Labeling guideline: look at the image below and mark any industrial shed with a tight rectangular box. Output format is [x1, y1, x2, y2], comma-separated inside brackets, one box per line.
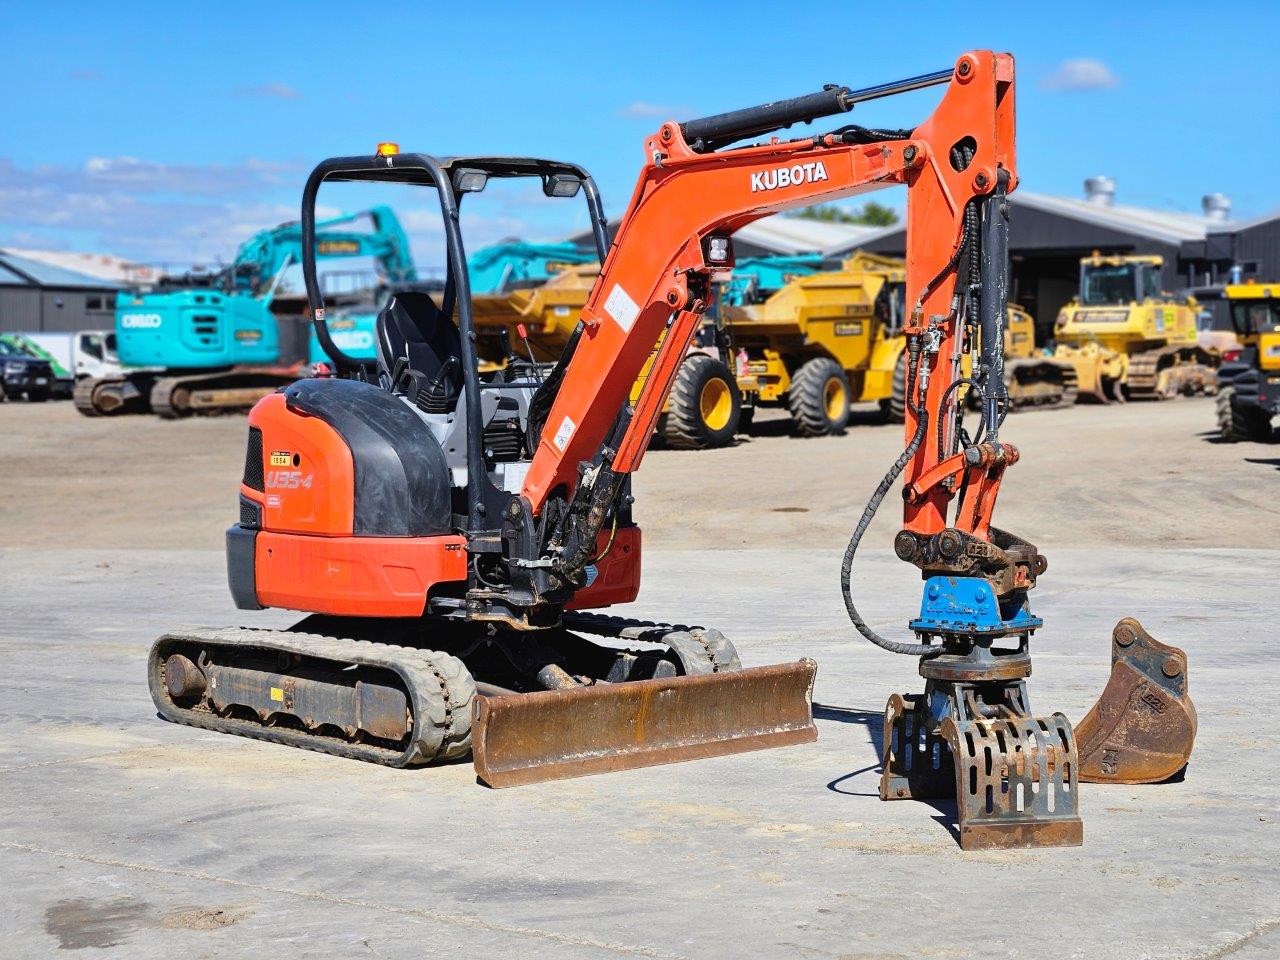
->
[0, 250, 126, 334]
[826, 177, 1238, 340]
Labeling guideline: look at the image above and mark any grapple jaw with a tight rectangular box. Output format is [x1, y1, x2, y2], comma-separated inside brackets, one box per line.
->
[1075, 618, 1196, 784]
[472, 659, 818, 787]
[880, 684, 1083, 850]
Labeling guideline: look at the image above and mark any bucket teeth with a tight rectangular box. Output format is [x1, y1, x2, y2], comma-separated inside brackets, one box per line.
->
[1076, 618, 1197, 784]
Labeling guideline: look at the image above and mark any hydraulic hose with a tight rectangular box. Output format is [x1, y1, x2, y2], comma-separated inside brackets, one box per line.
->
[840, 344, 937, 657]
[842, 199, 981, 658]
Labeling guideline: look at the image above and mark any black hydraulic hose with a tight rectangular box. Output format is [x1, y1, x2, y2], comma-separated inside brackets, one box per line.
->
[840, 344, 938, 658]
[843, 199, 981, 659]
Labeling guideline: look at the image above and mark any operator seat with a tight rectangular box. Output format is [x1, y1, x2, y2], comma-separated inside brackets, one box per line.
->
[375, 291, 464, 408]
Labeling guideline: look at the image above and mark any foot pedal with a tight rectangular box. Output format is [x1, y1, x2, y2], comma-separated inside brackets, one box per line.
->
[881, 686, 1083, 850]
[1076, 618, 1196, 784]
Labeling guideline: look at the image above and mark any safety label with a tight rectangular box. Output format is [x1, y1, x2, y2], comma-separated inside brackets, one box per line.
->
[603, 283, 640, 332]
[553, 415, 576, 451]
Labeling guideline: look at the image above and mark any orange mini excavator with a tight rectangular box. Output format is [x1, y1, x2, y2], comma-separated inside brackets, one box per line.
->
[150, 52, 1193, 830]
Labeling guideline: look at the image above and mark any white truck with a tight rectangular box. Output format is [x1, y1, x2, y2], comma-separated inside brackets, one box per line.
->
[16, 331, 124, 398]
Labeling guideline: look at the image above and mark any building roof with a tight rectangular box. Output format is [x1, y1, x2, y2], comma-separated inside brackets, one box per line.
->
[732, 217, 885, 256]
[821, 190, 1234, 258]
[1012, 192, 1223, 246]
[0, 250, 126, 289]
[565, 214, 885, 258]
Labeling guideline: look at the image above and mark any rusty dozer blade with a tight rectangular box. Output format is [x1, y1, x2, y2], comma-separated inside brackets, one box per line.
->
[472, 659, 818, 788]
[1076, 618, 1197, 784]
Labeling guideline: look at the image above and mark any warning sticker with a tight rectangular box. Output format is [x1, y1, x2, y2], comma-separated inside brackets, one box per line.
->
[270, 687, 284, 702]
[603, 283, 640, 332]
[553, 416, 576, 451]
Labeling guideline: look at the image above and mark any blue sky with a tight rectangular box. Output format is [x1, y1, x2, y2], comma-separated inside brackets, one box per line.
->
[2, 0, 1277, 269]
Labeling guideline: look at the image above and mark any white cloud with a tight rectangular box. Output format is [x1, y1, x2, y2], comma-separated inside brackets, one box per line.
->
[617, 101, 687, 119]
[0, 157, 300, 262]
[1041, 59, 1119, 92]
[234, 82, 302, 100]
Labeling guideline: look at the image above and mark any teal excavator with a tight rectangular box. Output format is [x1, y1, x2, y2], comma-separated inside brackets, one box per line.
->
[76, 207, 416, 417]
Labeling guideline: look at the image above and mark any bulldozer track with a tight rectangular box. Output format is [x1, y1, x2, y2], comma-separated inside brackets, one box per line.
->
[1005, 357, 1079, 411]
[149, 626, 474, 767]
[1125, 345, 1218, 400]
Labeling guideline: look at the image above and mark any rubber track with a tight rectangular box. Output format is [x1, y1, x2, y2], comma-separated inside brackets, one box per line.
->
[561, 611, 738, 673]
[149, 626, 474, 767]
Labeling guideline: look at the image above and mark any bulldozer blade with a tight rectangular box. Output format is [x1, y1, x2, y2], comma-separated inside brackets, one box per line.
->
[472, 659, 818, 788]
[1076, 618, 1197, 784]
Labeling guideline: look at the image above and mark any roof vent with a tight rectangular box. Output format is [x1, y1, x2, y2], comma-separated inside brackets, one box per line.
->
[1201, 193, 1231, 222]
[1084, 176, 1116, 206]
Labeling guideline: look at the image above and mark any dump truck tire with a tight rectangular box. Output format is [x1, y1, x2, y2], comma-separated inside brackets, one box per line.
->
[664, 354, 741, 449]
[1217, 387, 1273, 442]
[790, 358, 851, 436]
[879, 352, 907, 424]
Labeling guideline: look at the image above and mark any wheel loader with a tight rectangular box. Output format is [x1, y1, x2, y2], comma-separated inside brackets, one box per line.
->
[723, 251, 1077, 435]
[149, 55, 1194, 841]
[1215, 280, 1279, 441]
[1052, 253, 1218, 402]
[468, 255, 758, 449]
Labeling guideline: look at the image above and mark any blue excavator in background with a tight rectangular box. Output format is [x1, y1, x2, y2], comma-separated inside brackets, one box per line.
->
[76, 206, 416, 417]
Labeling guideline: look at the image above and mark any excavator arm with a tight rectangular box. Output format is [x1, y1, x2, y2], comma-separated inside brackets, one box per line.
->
[520, 52, 1015, 593]
[233, 205, 418, 295]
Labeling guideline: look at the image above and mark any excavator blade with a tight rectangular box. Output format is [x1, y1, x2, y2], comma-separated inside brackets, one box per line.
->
[1076, 618, 1197, 784]
[472, 659, 818, 787]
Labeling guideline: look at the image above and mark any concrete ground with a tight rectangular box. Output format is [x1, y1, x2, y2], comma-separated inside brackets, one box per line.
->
[1, 398, 1278, 958]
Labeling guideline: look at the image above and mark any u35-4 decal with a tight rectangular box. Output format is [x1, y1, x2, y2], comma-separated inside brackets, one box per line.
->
[266, 470, 313, 489]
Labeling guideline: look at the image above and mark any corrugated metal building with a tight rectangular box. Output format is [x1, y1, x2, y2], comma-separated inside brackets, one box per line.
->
[0, 250, 125, 333]
[823, 177, 1251, 338]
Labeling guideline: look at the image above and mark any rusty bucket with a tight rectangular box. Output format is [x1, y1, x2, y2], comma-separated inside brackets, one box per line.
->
[1076, 618, 1197, 784]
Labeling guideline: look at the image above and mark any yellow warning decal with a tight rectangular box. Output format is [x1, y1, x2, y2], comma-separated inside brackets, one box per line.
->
[270, 452, 291, 467]
[270, 687, 285, 702]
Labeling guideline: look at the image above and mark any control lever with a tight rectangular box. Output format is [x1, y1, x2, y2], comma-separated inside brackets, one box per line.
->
[417, 356, 459, 415]
[499, 328, 520, 366]
[516, 323, 543, 382]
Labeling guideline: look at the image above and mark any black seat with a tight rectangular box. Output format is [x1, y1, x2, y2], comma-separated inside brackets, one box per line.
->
[375, 291, 464, 407]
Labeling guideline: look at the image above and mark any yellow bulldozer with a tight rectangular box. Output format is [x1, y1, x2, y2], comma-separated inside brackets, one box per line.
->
[1052, 253, 1218, 402]
[469, 263, 756, 449]
[722, 251, 1077, 435]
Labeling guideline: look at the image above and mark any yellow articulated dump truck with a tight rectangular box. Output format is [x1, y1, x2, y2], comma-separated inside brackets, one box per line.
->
[722, 251, 1076, 436]
[1052, 253, 1218, 402]
[470, 263, 757, 449]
